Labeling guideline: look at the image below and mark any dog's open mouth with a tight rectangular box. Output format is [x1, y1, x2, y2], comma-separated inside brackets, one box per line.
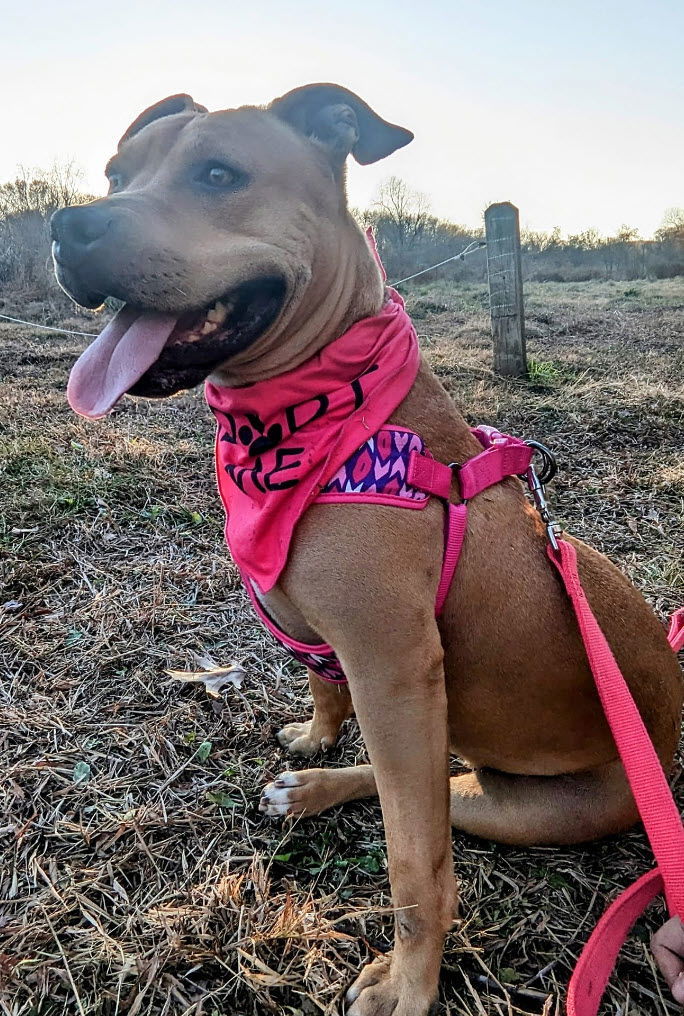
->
[67, 277, 286, 419]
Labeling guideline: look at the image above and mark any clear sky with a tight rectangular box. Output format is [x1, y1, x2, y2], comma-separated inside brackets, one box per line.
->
[3, 0, 682, 237]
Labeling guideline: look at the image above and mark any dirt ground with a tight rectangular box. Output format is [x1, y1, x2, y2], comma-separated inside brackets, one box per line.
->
[1, 277, 683, 1015]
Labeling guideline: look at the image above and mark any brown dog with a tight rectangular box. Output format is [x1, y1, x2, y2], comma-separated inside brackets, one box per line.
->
[51, 85, 682, 1015]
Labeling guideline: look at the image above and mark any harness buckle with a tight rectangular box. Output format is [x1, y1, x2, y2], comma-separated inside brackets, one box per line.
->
[526, 464, 561, 551]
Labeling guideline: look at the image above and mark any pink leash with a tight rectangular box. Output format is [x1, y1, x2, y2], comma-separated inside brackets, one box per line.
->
[548, 541, 684, 1015]
[669, 608, 684, 653]
[409, 428, 684, 1011]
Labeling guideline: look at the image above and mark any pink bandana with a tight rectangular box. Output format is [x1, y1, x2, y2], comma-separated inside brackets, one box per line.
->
[205, 289, 420, 591]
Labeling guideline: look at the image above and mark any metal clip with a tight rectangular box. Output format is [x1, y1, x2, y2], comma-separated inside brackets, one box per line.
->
[526, 465, 561, 551]
[525, 440, 558, 485]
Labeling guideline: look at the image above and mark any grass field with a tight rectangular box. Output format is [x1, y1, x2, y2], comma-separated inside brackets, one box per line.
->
[1, 277, 683, 1015]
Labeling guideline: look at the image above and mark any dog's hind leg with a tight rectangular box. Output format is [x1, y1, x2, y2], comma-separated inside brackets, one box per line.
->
[448, 760, 638, 846]
[260, 764, 377, 817]
[276, 670, 354, 756]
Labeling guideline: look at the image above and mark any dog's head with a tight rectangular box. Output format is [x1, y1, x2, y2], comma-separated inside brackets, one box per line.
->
[52, 84, 412, 418]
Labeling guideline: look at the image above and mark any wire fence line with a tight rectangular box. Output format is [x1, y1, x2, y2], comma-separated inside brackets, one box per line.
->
[0, 237, 491, 337]
[0, 311, 99, 337]
[0, 241, 490, 338]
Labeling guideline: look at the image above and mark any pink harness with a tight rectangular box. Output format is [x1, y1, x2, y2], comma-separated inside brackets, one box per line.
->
[243, 423, 532, 684]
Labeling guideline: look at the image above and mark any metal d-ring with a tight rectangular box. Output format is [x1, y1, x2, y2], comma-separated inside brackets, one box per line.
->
[525, 440, 558, 486]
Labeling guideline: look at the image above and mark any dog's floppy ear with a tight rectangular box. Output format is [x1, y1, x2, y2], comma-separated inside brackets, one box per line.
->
[119, 94, 207, 146]
[268, 83, 413, 167]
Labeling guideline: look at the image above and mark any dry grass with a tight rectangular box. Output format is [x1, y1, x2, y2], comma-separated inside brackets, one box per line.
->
[1, 278, 683, 1016]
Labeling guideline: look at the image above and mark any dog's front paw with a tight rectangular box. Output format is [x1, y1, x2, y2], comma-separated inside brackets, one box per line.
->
[276, 720, 335, 756]
[346, 954, 436, 1016]
[259, 768, 341, 818]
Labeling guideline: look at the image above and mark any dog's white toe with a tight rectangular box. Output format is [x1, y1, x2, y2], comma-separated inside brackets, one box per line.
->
[260, 771, 302, 817]
[259, 767, 342, 819]
[276, 721, 334, 756]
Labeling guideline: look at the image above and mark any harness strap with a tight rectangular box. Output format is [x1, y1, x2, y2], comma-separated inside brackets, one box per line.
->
[435, 503, 468, 615]
[407, 433, 534, 505]
[459, 442, 533, 500]
[407, 434, 534, 617]
[548, 539, 684, 1015]
[407, 453, 452, 500]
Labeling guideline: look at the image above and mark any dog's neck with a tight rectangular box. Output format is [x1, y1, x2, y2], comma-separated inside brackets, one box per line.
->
[208, 216, 385, 387]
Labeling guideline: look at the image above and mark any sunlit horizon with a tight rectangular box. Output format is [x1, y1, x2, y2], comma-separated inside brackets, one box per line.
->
[4, 0, 683, 239]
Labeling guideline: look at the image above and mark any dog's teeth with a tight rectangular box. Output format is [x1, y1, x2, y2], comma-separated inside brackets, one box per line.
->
[207, 300, 228, 324]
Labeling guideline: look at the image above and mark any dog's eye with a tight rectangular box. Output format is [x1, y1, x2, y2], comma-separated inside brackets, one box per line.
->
[197, 163, 244, 189]
[107, 173, 124, 193]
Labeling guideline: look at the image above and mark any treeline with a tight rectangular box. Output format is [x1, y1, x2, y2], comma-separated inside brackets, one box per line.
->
[519, 221, 684, 283]
[0, 163, 97, 299]
[0, 167, 682, 304]
[359, 178, 684, 284]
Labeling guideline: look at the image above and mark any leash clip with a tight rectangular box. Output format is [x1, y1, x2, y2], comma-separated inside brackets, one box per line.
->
[521, 440, 561, 550]
[525, 440, 558, 485]
[526, 464, 561, 551]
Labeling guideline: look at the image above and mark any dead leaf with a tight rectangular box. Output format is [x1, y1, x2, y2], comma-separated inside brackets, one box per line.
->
[165, 662, 246, 698]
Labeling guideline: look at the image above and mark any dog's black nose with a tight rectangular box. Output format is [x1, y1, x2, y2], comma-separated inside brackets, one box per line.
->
[51, 205, 113, 249]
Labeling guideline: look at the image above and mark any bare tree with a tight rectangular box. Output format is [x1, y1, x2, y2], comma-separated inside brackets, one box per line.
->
[0, 160, 86, 218]
[0, 161, 94, 293]
[567, 228, 602, 250]
[374, 177, 431, 250]
[614, 224, 641, 243]
[655, 207, 684, 242]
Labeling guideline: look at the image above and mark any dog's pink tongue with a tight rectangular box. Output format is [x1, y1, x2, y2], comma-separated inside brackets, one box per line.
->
[67, 306, 178, 419]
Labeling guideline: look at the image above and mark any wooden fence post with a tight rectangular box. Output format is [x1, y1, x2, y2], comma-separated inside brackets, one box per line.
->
[484, 202, 527, 377]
